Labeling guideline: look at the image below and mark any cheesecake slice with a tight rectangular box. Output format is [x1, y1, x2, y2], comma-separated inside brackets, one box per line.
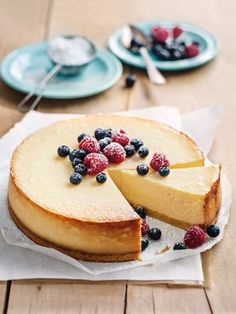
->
[109, 165, 221, 229]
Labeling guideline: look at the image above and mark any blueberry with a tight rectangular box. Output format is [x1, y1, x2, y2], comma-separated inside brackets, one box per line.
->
[206, 225, 220, 238]
[72, 158, 83, 168]
[74, 164, 87, 176]
[137, 164, 149, 176]
[138, 146, 149, 158]
[99, 137, 111, 150]
[57, 145, 70, 157]
[141, 238, 149, 251]
[94, 128, 107, 140]
[96, 173, 107, 183]
[159, 166, 170, 177]
[152, 45, 171, 61]
[69, 149, 79, 161]
[106, 128, 113, 138]
[130, 38, 144, 49]
[125, 74, 136, 88]
[130, 138, 144, 151]
[148, 228, 162, 240]
[124, 144, 135, 157]
[70, 173, 83, 185]
[173, 242, 187, 250]
[77, 133, 87, 143]
[76, 149, 87, 160]
[134, 206, 146, 219]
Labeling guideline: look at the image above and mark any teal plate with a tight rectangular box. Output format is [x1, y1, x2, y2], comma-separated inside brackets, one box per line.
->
[0, 42, 123, 99]
[108, 20, 219, 71]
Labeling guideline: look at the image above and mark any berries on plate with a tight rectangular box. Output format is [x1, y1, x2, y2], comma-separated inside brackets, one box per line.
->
[99, 137, 111, 151]
[130, 138, 144, 151]
[79, 136, 100, 154]
[141, 237, 149, 251]
[103, 142, 126, 163]
[148, 228, 162, 240]
[96, 173, 107, 183]
[74, 164, 88, 176]
[150, 153, 170, 171]
[186, 44, 200, 58]
[134, 206, 147, 219]
[152, 26, 169, 43]
[77, 133, 87, 143]
[57, 145, 70, 157]
[206, 225, 220, 238]
[112, 129, 129, 146]
[141, 219, 149, 236]
[125, 74, 136, 88]
[173, 26, 183, 39]
[173, 242, 187, 250]
[70, 173, 83, 185]
[84, 153, 109, 175]
[94, 128, 107, 140]
[159, 166, 170, 177]
[138, 146, 149, 158]
[124, 144, 135, 157]
[137, 164, 149, 176]
[72, 158, 83, 168]
[184, 225, 206, 248]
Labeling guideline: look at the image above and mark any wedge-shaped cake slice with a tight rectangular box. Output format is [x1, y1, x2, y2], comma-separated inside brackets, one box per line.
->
[109, 165, 221, 229]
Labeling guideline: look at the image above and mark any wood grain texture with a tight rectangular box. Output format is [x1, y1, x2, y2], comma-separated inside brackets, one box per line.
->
[7, 282, 126, 314]
[0, 282, 7, 313]
[127, 285, 211, 314]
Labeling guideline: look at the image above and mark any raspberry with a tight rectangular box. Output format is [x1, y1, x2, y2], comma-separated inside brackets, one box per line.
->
[83, 153, 108, 175]
[103, 142, 126, 163]
[173, 26, 183, 39]
[141, 219, 149, 236]
[152, 27, 169, 43]
[150, 153, 170, 171]
[186, 44, 200, 58]
[112, 129, 129, 146]
[184, 225, 206, 249]
[79, 136, 100, 154]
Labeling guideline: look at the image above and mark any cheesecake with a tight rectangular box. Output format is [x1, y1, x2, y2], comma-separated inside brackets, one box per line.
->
[8, 115, 220, 262]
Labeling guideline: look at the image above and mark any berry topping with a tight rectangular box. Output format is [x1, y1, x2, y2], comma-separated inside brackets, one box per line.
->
[141, 219, 149, 236]
[186, 44, 200, 58]
[70, 173, 83, 185]
[103, 143, 126, 163]
[72, 158, 83, 168]
[184, 225, 206, 249]
[137, 164, 149, 176]
[77, 133, 87, 143]
[141, 238, 149, 251]
[152, 27, 169, 43]
[150, 153, 170, 171]
[57, 145, 70, 157]
[74, 164, 88, 176]
[124, 144, 135, 157]
[96, 173, 107, 184]
[130, 138, 144, 151]
[112, 129, 129, 146]
[148, 228, 162, 240]
[99, 137, 111, 151]
[134, 206, 147, 219]
[206, 225, 220, 238]
[125, 74, 136, 88]
[138, 146, 149, 158]
[79, 136, 100, 154]
[69, 149, 80, 161]
[84, 153, 108, 175]
[173, 242, 187, 250]
[159, 166, 170, 177]
[173, 26, 183, 39]
[94, 128, 107, 140]
[76, 149, 87, 160]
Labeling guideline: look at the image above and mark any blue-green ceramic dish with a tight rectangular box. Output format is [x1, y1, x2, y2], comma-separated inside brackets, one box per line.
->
[108, 20, 219, 71]
[0, 42, 123, 98]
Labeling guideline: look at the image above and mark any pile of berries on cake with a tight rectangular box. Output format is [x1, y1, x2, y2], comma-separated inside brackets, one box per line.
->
[150, 25, 200, 61]
[57, 127, 171, 185]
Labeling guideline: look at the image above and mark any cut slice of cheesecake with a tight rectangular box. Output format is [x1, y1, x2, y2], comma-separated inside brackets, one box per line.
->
[109, 164, 221, 230]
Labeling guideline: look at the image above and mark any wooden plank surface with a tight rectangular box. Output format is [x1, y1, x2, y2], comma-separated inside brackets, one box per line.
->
[0, 282, 7, 313]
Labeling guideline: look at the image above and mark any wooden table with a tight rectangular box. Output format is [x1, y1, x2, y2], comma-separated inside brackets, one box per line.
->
[0, 0, 235, 313]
